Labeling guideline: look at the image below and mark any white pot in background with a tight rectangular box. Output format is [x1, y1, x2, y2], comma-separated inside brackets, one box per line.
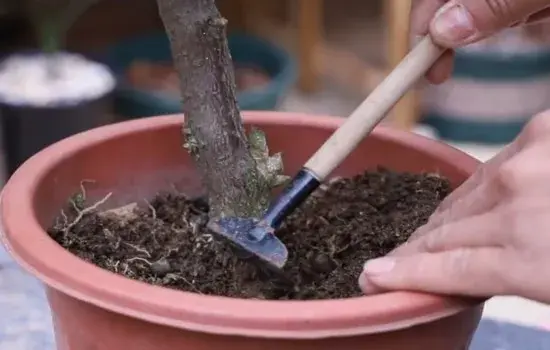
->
[0, 51, 117, 176]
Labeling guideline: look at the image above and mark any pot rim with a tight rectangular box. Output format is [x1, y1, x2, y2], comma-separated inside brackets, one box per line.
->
[0, 112, 484, 339]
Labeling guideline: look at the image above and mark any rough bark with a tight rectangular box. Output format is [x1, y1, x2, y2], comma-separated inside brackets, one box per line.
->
[156, 0, 288, 219]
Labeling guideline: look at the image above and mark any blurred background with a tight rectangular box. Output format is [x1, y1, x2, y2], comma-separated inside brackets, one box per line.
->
[2, 1, 550, 174]
[2, 0, 550, 349]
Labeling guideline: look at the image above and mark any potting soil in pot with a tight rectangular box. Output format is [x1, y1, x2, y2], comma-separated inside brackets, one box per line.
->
[47, 169, 450, 300]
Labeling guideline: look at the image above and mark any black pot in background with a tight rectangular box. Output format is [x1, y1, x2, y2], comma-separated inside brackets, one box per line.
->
[0, 91, 115, 177]
[0, 50, 119, 179]
[0, 7, 34, 56]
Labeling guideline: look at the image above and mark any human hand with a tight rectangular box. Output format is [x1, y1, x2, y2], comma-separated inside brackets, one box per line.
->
[358, 111, 550, 304]
[415, 0, 550, 84]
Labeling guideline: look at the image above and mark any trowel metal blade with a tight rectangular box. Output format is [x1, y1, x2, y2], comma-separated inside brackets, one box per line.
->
[207, 217, 288, 269]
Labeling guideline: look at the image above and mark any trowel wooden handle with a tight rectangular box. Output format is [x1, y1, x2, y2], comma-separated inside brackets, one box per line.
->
[303, 36, 445, 180]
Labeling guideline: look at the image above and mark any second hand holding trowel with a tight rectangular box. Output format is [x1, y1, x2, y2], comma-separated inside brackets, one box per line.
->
[208, 36, 446, 269]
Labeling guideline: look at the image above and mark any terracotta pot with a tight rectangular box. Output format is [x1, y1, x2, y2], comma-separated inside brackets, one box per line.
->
[0, 112, 483, 350]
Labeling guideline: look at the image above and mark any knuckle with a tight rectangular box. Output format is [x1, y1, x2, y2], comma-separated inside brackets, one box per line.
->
[444, 249, 507, 286]
[444, 249, 473, 278]
[495, 160, 523, 194]
[420, 227, 446, 252]
[484, 0, 515, 21]
[521, 111, 550, 144]
[507, 207, 544, 247]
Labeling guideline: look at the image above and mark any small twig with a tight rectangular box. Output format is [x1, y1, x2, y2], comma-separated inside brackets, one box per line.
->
[318, 216, 330, 225]
[150, 229, 160, 246]
[63, 192, 112, 235]
[164, 273, 201, 293]
[170, 183, 192, 198]
[102, 228, 114, 238]
[327, 235, 338, 256]
[103, 228, 122, 249]
[144, 199, 157, 220]
[127, 257, 153, 265]
[336, 243, 352, 255]
[70, 199, 81, 213]
[60, 209, 68, 226]
[79, 179, 96, 201]
[163, 247, 180, 258]
[113, 237, 121, 250]
[123, 242, 152, 258]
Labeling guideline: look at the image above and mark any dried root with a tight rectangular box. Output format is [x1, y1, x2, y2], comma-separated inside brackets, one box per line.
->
[63, 191, 112, 237]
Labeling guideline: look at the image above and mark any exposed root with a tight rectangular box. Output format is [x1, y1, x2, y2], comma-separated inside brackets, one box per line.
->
[79, 179, 95, 200]
[123, 242, 152, 258]
[70, 179, 97, 209]
[63, 192, 113, 237]
[127, 257, 153, 265]
[103, 228, 114, 238]
[163, 273, 201, 293]
[169, 183, 190, 198]
[144, 199, 157, 220]
[70, 199, 80, 212]
[60, 209, 68, 226]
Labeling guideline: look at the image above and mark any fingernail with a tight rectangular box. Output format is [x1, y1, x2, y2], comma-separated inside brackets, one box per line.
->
[358, 272, 384, 294]
[432, 2, 476, 44]
[363, 258, 396, 275]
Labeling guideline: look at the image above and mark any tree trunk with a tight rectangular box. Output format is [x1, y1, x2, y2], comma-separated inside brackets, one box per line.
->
[156, 0, 287, 219]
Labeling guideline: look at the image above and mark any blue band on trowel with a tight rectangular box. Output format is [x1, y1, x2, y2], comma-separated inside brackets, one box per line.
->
[207, 168, 321, 268]
[262, 168, 321, 229]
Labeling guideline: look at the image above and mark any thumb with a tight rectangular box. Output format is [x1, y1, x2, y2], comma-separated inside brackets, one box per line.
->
[429, 0, 550, 47]
[358, 248, 510, 297]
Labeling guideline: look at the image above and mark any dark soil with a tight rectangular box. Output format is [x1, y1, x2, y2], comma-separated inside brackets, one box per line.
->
[48, 169, 451, 300]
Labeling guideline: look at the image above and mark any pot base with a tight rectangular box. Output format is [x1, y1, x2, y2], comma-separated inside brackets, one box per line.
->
[48, 288, 481, 350]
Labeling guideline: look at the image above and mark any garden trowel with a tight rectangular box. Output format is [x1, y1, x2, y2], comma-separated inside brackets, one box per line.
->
[208, 36, 446, 269]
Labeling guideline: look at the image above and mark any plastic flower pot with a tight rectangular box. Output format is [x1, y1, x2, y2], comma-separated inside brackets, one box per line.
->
[422, 27, 550, 144]
[0, 51, 116, 177]
[103, 32, 297, 118]
[0, 112, 483, 349]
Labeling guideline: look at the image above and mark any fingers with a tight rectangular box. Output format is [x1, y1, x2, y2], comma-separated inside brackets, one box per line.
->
[409, 170, 503, 241]
[412, 141, 521, 238]
[425, 49, 455, 84]
[413, 0, 550, 83]
[412, 0, 454, 84]
[525, 6, 550, 24]
[495, 141, 550, 196]
[436, 142, 517, 212]
[362, 208, 509, 295]
[393, 210, 506, 257]
[429, 0, 550, 47]
[359, 247, 510, 297]
[411, 0, 449, 35]
[419, 120, 550, 233]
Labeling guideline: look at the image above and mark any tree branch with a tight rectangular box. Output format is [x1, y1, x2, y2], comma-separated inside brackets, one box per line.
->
[156, 0, 288, 219]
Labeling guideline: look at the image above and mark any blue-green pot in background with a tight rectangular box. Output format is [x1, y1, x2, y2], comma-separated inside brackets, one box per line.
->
[102, 32, 297, 119]
[422, 28, 550, 144]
